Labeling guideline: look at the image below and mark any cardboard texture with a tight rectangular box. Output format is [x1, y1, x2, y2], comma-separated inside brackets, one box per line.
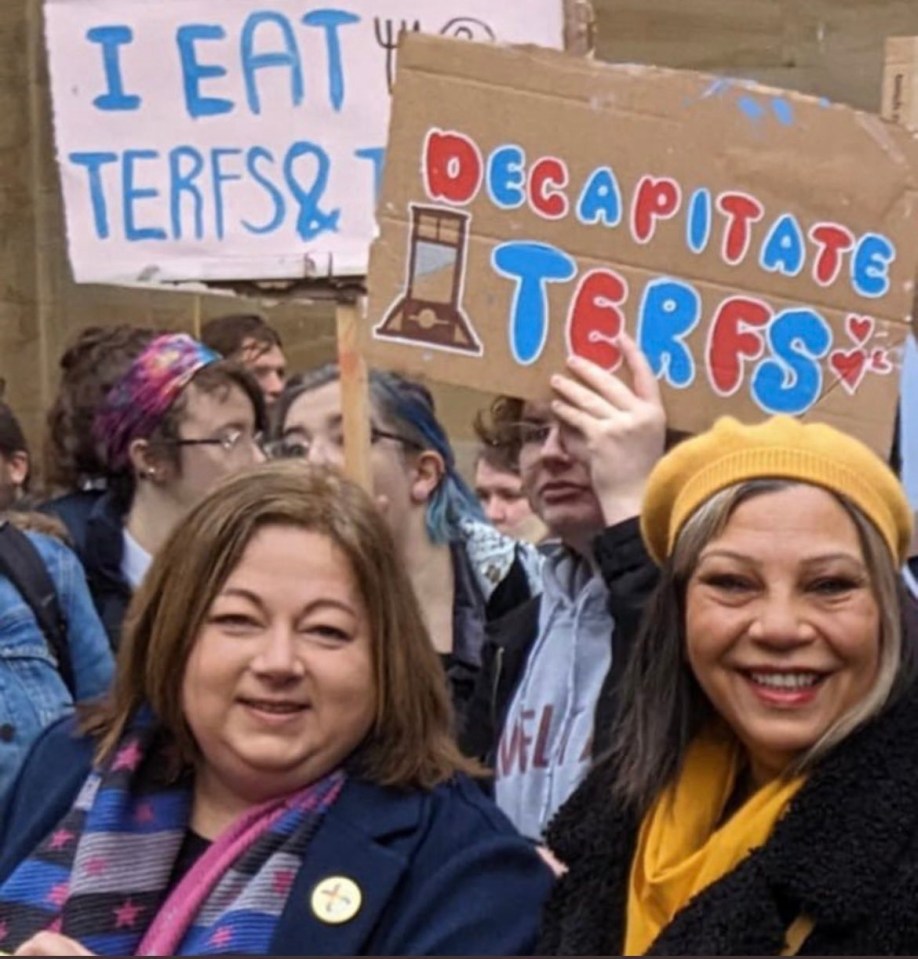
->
[364, 33, 918, 454]
[42, 0, 576, 286]
[563, 0, 595, 57]
[882, 37, 918, 127]
[592, 1, 918, 115]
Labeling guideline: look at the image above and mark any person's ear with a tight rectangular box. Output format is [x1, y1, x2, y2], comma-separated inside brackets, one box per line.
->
[409, 450, 445, 505]
[127, 438, 164, 483]
[6, 450, 29, 489]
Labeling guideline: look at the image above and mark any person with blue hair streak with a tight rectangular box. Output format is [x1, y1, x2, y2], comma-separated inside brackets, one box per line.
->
[271, 365, 542, 725]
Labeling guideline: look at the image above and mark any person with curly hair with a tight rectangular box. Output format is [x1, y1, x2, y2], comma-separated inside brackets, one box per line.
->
[46, 330, 266, 647]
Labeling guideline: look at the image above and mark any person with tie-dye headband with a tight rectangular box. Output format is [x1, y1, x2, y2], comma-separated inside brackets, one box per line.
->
[72, 332, 267, 647]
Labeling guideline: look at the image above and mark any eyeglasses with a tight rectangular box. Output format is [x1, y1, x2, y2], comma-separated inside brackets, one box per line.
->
[168, 429, 265, 454]
[267, 426, 422, 460]
[511, 420, 555, 449]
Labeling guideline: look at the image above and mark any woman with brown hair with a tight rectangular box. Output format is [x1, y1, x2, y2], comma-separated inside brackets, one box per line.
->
[272, 365, 542, 724]
[0, 461, 551, 956]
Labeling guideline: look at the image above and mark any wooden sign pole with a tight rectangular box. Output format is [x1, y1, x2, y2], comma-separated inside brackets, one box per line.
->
[335, 295, 373, 491]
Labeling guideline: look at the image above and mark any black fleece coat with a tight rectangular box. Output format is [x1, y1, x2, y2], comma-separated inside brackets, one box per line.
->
[538, 675, 918, 955]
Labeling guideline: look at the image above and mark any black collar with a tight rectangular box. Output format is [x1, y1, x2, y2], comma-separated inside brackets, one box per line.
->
[761, 681, 918, 924]
[542, 681, 918, 955]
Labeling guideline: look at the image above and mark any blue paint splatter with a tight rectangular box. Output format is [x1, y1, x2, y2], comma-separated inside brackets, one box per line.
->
[702, 78, 731, 99]
[772, 98, 794, 125]
[818, 97, 831, 108]
[738, 96, 765, 121]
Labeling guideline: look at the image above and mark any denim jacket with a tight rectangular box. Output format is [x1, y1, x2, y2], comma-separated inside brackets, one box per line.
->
[0, 531, 114, 795]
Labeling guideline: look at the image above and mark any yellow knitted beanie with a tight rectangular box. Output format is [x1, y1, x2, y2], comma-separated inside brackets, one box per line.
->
[641, 415, 913, 566]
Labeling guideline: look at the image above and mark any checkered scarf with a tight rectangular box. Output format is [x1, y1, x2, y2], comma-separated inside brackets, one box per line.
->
[0, 718, 345, 955]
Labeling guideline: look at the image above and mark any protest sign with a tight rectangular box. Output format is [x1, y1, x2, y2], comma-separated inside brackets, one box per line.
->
[364, 33, 918, 454]
[43, 0, 581, 285]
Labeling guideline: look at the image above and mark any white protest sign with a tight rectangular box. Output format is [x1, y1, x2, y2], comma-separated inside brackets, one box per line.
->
[43, 0, 569, 285]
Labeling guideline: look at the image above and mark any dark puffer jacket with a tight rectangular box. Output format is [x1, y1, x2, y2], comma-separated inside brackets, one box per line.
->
[538, 665, 918, 955]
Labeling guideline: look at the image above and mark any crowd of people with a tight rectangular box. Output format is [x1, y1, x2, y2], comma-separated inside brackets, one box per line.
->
[0, 311, 916, 955]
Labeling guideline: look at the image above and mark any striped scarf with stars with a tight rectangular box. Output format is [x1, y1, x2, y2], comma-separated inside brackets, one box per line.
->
[0, 718, 345, 955]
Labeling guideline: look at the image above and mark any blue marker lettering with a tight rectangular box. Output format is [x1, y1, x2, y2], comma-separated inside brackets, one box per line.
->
[491, 242, 576, 365]
[243, 147, 286, 235]
[760, 213, 804, 276]
[176, 25, 233, 119]
[302, 9, 361, 112]
[210, 148, 243, 240]
[488, 146, 526, 210]
[576, 166, 622, 227]
[751, 308, 831, 414]
[284, 141, 340, 240]
[241, 12, 304, 115]
[686, 188, 711, 254]
[68, 151, 118, 239]
[122, 149, 166, 242]
[355, 146, 385, 200]
[168, 146, 205, 240]
[852, 233, 894, 298]
[637, 278, 700, 387]
[86, 26, 141, 111]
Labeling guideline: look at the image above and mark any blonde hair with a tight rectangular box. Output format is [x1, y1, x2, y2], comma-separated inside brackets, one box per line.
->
[678, 481, 902, 770]
[608, 479, 907, 811]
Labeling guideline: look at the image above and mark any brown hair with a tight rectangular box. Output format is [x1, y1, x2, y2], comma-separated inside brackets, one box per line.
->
[200, 313, 282, 359]
[109, 360, 267, 509]
[0, 401, 28, 459]
[45, 325, 160, 489]
[146, 361, 266, 462]
[473, 395, 525, 470]
[88, 459, 481, 789]
[474, 393, 690, 472]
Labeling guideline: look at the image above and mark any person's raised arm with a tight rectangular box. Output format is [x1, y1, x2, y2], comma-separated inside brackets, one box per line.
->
[550, 332, 666, 527]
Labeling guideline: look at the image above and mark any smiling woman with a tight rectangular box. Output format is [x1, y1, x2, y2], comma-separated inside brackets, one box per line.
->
[537, 415, 918, 957]
[271, 365, 542, 726]
[0, 461, 552, 957]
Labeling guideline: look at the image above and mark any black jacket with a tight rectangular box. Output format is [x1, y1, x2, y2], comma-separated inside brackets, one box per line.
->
[39, 489, 104, 561]
[538, 666, 918, 955]
[460, 518, 659, 766]
[44, 490, 130, 649]
[445, 539, 537, 729]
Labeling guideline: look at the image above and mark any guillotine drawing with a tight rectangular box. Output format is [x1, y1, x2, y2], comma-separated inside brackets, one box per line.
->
[374, 205, 483, 354]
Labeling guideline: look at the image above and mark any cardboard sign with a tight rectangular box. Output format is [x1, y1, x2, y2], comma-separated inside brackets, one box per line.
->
[883, 36, 918, 131]
[365, 34, 918, 455]
[43, 0, 577, 285]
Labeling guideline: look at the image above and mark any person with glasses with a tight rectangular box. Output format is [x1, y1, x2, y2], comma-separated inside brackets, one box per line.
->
[72, 333, 267, 647]
[271, 365, 543, 725]
[461, 334, 667, 844]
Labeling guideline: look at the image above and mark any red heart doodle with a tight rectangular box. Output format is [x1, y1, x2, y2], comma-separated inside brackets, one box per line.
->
[829, 349, 867, 394]
[846, 315, 874, 347]
[870, 349, 893, 375]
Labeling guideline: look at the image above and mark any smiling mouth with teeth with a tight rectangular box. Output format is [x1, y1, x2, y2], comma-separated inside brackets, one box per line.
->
[747, 672, 824, 690]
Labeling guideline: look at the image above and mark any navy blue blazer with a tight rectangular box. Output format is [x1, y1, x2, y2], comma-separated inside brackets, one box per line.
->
[0, 720, 553, 956]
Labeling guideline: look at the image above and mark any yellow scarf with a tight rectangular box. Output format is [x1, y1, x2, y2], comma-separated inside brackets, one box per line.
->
[625, 725, 804, 956]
